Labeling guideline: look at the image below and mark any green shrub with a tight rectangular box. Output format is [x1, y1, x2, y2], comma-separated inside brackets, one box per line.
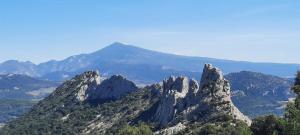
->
[117, 123, 153, 135]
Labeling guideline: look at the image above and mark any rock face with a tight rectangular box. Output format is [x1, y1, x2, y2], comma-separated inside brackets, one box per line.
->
[88, 75, 138, 101]
[71, 71, 137, 103]
[74, 71, 101, 101]
[197, 64, 251, 125]
[152, 64, 251, 127]
[152, 76, 200, 127]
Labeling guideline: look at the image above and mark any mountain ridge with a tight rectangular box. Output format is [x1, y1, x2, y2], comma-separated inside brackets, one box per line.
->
[0, 42, 298, 83]
[225, 71, 294, 117]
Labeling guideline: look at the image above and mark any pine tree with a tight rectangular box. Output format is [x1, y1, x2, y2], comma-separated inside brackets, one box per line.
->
[284, 71, 300, 135]
[292, 71, 300, 95]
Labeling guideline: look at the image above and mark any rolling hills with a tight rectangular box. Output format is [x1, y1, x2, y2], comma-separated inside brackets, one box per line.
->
[226, 71, 294, 117]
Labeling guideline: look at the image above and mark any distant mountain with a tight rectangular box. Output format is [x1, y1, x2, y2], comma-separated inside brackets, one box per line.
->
[225, 71, 294, 118]
[0, 60, 38, 76]
[0, 42, 298, 84]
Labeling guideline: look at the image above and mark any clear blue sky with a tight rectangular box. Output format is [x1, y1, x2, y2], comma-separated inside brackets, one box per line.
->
[0, 0, 299, 64]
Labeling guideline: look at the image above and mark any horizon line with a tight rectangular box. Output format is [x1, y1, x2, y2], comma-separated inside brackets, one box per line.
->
[0, 42, 299, 65]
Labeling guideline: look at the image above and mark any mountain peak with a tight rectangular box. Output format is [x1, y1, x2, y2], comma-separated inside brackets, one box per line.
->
[1, 60, 35, 65]
[110, 42, 128, 46]
[105, 42, 134, 49]
[95, 42, 141, 54]
[200, 63, 223, 90]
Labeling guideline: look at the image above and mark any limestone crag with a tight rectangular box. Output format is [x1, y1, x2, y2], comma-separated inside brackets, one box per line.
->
[153, 76, 197, 126]
[151, 64, 251, 128]
[197, 64, 251, 125]
[88, 75, 138, 101]
[74, 71, 101, 101]
[71, 71, 137, 103]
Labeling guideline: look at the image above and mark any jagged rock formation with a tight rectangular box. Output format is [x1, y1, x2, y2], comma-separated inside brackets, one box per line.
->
[87, 75, 138, 101]
[152, 76, 199, 126]
[74, 71, 101, 101]
[198, 64, 251, 125]
[53, 70, 137, 103]
[151, 64, 251, 128]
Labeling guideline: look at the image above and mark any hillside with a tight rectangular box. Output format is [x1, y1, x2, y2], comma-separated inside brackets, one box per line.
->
[226, 71, 294, 117]
[0, 64, 251, 135]
[0, 70, 293, 125]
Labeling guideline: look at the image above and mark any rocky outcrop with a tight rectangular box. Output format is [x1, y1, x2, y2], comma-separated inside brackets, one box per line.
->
[74, 71, 101, 101]
[72, 71, 137, 103]
[61, 65, 251, 128]
[152, 76, 194, 126]
[197, 64, 251, 125]
[145, 83, 163, 96]
[151, 64, 251, 128]
[88, 75, 138, 101]
[0, 64, 252, 135]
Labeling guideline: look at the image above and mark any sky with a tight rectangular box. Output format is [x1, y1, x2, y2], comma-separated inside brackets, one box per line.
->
[0, 0, 300, 64]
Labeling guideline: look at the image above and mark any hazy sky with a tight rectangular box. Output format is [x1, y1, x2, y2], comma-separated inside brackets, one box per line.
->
[0, 0, 300, 64]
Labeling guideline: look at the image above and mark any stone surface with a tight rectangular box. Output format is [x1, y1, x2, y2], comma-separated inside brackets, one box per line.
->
[72, 71, 137, 102]
[151, 64, 251, 128]
[153, 76, 197, 126]
[88, 75, 138, 101]
[74, 71, 101, 102]
[197, 64, 251, 125]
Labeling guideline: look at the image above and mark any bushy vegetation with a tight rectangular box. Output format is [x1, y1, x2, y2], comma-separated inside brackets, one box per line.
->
[251, 115, 286, 135]
[116, 123, 153, 135]
[194, 122, 252, 135]
[175, 115, 252, 135]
